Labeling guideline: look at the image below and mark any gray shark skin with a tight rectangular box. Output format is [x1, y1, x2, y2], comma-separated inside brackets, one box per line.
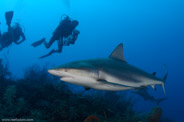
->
[48, 43, 168, 93]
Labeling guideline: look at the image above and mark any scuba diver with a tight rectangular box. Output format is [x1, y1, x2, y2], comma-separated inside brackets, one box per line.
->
[32, 15, 80, 58]
[0, 11, 26, 52]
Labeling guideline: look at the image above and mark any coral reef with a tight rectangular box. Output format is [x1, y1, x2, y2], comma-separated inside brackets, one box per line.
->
[147, 106, 162, 122]
[0, 59, 11, 80]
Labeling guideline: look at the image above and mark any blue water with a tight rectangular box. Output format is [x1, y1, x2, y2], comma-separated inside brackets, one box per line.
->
[0, 0, 183, 121]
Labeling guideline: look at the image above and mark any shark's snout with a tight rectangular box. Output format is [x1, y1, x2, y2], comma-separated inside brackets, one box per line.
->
[48, 69, 72, 77]
[48, 69, 59, 76]
[48, 69, 75, 82]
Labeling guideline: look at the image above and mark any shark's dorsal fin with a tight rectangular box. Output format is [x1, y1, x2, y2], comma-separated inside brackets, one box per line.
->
[109, 43, 126, 62]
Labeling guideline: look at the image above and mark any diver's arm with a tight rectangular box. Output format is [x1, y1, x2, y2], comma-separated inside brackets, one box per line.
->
[71, 33, 78, 44]
[63, 30, 79, 46]
[14, 32, 26, 45]
[70, 30, 80, 44]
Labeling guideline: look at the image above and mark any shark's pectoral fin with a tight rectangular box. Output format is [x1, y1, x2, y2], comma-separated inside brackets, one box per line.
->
[84, 87, 91, 90]
[152, 72, 156, 76]
[97, 79, 108, 83]
[109, 43, 126, 62]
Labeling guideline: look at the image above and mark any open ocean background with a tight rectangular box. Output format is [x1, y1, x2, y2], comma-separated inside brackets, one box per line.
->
[0, 0, 184, 121]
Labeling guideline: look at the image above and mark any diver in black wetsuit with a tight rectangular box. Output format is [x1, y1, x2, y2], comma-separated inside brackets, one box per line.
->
[32, 15, 80, 58]
[0, 11, 26, 51]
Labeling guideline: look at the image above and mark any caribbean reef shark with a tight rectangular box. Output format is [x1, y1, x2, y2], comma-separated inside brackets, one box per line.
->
[131, 88, 168, 105]
[48, 43, 168, 94]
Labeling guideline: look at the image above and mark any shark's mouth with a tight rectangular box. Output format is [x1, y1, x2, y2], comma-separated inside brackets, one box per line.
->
[60, 77, 74, 81]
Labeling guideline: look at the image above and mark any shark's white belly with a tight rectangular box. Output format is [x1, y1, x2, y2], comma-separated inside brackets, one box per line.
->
[61, 74, 134, 91]
[92, 82, 134, 91]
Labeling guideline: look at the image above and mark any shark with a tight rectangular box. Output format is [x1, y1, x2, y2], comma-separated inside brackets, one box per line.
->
[131, 88, 168, 105]
[48, 43, 168, 94]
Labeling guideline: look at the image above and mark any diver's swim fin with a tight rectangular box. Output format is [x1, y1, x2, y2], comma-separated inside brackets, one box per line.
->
[32, 38, 45, 47]
[5, 11, 14, 27]
[39, 49, 55, 59]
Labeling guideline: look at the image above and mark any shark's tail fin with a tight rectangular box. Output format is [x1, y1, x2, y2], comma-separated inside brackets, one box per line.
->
[161, 83, 166, 95]
[161, 64, 168, 95]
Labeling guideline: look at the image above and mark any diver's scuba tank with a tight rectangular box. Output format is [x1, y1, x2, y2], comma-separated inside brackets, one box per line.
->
[5, 11, 14, 27]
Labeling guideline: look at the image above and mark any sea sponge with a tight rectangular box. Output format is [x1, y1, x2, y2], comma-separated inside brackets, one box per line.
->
[147, 106, 162, 122]
[84, 115, 101, 122]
